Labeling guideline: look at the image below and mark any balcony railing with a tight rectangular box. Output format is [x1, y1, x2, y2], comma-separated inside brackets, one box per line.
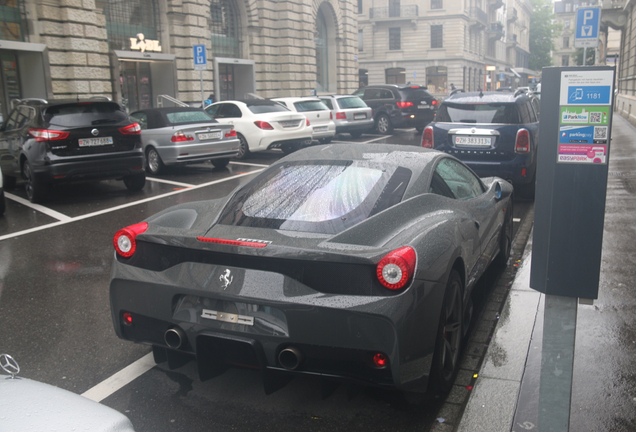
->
[486, 22, 505, 39]
[469, 7, 487, 26]
[369, 5, 419, 19]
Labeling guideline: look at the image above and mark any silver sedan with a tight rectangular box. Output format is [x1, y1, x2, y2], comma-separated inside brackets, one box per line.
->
[130, 107, 240, 175]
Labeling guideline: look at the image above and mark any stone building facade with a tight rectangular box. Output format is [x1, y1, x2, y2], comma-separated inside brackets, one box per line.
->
[615, 0, 636, 126]
[356, 0, 536, 96]
[0, 0, 359, 118]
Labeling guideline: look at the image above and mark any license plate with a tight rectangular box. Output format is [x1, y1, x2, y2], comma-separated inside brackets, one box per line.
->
[313, 126, 328, 132]
[418, 105, 431, 110]
[78, 137, 113, 147]
[354, 113, 367, 120]
[201, 309, 254, 326]
[455, 136, 492, 146]
[198, 132, 222, 141]
[280, 120, 301, 128]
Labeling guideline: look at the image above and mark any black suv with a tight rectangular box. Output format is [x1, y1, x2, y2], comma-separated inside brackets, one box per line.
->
[0, 98, 145, 203]
[354, 84, 438, 134]
[422, 89, 539, 196]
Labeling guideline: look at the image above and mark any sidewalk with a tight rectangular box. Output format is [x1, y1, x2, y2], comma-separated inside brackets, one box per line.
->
[456, 113, 636, 431]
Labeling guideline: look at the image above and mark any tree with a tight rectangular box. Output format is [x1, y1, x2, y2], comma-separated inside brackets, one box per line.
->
[572, 48, 596, 65]
[529, 0, 561, 71]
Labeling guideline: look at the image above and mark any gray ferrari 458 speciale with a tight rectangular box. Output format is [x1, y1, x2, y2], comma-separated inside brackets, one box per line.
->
[109, 143, 514, 396]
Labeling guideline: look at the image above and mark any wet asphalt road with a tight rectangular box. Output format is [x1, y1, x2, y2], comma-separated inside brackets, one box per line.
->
[0, 130, 533, 432]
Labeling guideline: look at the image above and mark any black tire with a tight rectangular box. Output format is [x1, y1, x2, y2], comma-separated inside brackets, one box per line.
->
[211, 158, 230, 169]
[495, 198, 514, 267]
[350, 131, 363, 138]
[145, 147, 164, 175]
[233, 133, 250, 160]
[23, 160, 49, 203]
[2, 173, 16, 190]
[0, 189, 5, 216]
[123, 173, 146, 191]
[430, 269, 464, 395]
[375, 114, 393, 134]
[280, 143, 301, 155]
[319, 137, 332, 144]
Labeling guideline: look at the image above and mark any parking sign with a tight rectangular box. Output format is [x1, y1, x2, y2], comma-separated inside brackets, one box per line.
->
[575, 8, 600, 48]
[193, 45, 207, 70]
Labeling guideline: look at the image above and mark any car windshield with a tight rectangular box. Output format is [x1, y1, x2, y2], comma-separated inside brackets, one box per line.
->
[44, 102, 129, 126]
[219, 161, 411, 234]
[293, 100, 328, 112]
[247, 103, 290, 114]
[336, 97, 367, 109]
[436, 102, 520, 124]
[166, 110, 214, 124]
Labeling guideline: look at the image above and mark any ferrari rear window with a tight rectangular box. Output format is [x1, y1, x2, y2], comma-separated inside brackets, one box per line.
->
[219, 161, 411, 234]
[437, 103, 520, 124]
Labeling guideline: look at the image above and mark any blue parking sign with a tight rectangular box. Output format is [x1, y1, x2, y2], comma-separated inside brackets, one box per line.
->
[193, 45, 207, 70]
[575, 8, 600, 48]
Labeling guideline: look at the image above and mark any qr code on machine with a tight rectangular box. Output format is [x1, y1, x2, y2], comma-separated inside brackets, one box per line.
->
[594, 126, 608, 140]
[590, 112, 603, 123]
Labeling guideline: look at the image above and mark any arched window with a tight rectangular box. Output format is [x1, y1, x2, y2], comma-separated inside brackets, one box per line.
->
[315, 8, 329, 92]
[104, 0, 161, 51]
[385, 67, 405, 84]
[0, 0, 23, 41]
[210, 0, 240, 58]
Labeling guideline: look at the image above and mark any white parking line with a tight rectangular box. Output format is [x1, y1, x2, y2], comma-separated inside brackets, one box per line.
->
[0, 169, 264, 242]
[81, 352, 156, 402]
[230, 161, 270, 168]
[146, 177, 195, 188]
[4, 192, 72, 222]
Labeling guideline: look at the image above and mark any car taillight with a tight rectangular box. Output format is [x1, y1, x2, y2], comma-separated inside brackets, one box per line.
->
[306, 118, 310, 126]
[28, 128, 70, 141]
[225, 129, 237, 138]
[113, 222, 148, 258]
[515, 129, 530, 153]
[254, 120, 274, 130]
[376, 246, 416, 290]
[330, 112, 333, 119]
[396, 101, 414, 108]
[336, 112, 347, 120]
[119, 123, 141, 135]
[422, 126, 434, 148]
[171, 131, 194, 142]
[432, 100, 438, 106]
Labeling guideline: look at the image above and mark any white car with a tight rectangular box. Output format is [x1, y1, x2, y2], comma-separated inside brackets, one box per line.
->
[205, 99, 313, 159]
[272, 97, 336, 143]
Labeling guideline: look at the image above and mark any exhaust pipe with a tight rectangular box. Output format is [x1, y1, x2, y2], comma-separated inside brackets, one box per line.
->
[278, 346, 304, 370]
[164, 327, 186, 349]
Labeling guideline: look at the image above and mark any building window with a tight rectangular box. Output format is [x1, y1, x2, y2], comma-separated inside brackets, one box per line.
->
[563, 36, 569, 48]
[0, 0, 23, 42]
[104, 0, 161, 51]
[431, 25, 443, 48]
[358, 29, 363, 51]
[389, 27, 401, 50]
[564, 19, 570, 29]
[316, 8, 329, 91]
[386, 67, 405, 84]
[358, 0, 363, 14]
[562, 55, 569, 66]
[431, 0, 443, 9]
[209, 0, 240, 58]
[389, 0, 400, 17]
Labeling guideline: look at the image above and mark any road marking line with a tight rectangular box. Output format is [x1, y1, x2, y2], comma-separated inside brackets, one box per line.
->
[4, 193, 73, 222]
[229, 161, 270, 168]
[361, 135, 394, 143]
[146, 177, 195, 188]
[0, 169, 264, 242]
[81, 352, 155, 402]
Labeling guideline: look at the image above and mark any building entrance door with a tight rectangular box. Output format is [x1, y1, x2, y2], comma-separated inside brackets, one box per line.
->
[120, 61, 152, 112]
[218, 64, 235, 101]
[0, 51, 21, 122]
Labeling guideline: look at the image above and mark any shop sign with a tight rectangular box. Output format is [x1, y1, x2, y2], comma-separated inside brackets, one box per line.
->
[130, 33, 162, 53]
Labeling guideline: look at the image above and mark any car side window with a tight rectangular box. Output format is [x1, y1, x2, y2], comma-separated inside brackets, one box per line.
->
[224, 104, 242, 118]
[433, 158, 484, 200]
[380, 90, 393, 99]
[206, 104, 221, 117]
[131, 112, 148, 129]
[364, 89, 380, 99]
[321, 99, 333, 110]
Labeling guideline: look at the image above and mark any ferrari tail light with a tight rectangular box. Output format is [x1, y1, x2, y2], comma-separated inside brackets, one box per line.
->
[254, 120, 274, 130]
[123, 312, 133, 326]
[422, 126, 434, 148]
[225, 129, 237, 138]
[336, 112, 347, 120]
[515, 129, 530, 154]
[376, 246, 416, 290]
[114, 222, 148, 258]
[396, 101, 414, 108]
[119, 123, 141, 135]
[28, 128, 70, 141]
[171, 131, 194, 142]
[372, 353, 388, 368]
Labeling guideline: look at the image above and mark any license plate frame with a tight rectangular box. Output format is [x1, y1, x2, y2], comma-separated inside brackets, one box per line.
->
[201, 309, 254, 326]
[313, 126, 328, 132]
[198, 131, 222, 141]
[78, 136, 114, 147]
[353, 113, 367, 120]
[454, 136, 492, 146]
